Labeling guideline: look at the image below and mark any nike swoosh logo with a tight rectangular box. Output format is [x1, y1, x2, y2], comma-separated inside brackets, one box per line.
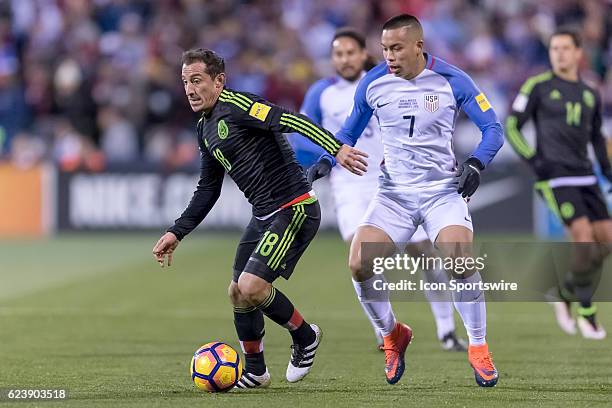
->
[377, 101, 392, 108]
[475, 368, 497, 380]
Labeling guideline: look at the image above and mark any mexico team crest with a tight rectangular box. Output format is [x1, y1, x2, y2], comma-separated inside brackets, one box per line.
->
[424, 93, 439, 112]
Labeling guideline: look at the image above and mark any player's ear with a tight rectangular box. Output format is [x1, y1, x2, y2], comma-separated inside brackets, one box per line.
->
[415, 39, 424, 55]
[214, 73, 225, 90]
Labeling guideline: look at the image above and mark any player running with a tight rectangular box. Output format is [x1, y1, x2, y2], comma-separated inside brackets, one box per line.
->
[152, 48, 367, 389]
[290, 27, 466, 352]
[309, 14, 504, 386]
[506, 29, 611, 339]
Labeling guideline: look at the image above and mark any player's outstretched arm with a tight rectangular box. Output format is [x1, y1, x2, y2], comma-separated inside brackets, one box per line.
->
[152, 232, 179, 268]
[289, 78, 337, 169]
[160, 150, 224, 262]
[225, 91, 345, 158]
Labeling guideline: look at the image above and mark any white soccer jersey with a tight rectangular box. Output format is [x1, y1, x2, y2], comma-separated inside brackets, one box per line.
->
[336, 54, 504, 189]
[317, 74, 383, 188]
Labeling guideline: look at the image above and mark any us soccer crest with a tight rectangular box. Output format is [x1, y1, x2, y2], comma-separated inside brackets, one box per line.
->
[424, 93, 439, 113]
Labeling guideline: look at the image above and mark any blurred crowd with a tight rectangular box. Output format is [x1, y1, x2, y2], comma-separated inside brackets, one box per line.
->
[0, 0, 610, 171]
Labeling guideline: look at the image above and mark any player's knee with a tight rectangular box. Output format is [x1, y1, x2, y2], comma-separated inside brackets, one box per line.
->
[228, 282, 244, 306]
[349, 254, 375, 281]
[237, 278, 268, 306]
[348, 253, 363, 279]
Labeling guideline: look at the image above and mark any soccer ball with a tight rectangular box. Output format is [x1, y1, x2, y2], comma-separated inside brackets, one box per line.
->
[190, 342, 243, 392]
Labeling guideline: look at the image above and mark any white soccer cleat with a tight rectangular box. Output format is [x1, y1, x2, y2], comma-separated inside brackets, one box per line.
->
[233, 368, 271, 390]
[551, 302, 577, 335]
[286, 323, 322, 383]
[577, 316, 606, 340]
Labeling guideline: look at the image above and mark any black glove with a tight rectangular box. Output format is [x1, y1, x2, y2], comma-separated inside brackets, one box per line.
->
[306, 158, 332, 184]
[456, 158, 483, 198]
[602, 168, 612, 193]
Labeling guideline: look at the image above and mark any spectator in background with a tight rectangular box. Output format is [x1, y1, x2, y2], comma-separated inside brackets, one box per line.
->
[1, 0, 609, 169]
[97, 105, 138, 165]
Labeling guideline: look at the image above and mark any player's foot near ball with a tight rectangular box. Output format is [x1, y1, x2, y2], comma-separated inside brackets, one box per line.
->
[233, 368, 271, 390]
[286, 323, 322, 382]
[577, 313, 606, 340]
[440, 331, 468, 352]
[468, 343, 498, 387]
[383, 322, 413, 384]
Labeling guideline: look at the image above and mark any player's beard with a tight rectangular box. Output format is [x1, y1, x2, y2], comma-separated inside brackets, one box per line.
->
[339, 67, 361, 82]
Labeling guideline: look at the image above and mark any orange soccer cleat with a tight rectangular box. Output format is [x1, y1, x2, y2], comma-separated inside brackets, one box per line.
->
[382, 322, 413, 384]
[468, 343, 499, 387]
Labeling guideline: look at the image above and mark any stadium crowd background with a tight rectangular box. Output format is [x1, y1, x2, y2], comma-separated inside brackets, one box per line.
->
[0, 0, 610, 172]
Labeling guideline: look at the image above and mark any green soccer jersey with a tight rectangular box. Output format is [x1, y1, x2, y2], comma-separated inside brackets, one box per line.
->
[505, 71, 610, 180]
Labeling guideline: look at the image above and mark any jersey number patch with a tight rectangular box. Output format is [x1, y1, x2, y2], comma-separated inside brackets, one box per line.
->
[403, 115, 416, 137]
[255, 231, 279, 257]
[565, 102, 581, 127]
[213, 148, 232, 171]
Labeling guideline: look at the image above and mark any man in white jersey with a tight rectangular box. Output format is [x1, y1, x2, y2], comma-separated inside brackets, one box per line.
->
[315, 14, 504, 386]
[290, 28, 466, 352]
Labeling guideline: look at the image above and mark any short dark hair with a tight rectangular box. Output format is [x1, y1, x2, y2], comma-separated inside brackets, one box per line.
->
[181, 48, 225, 78]
[332, 27, 366, 49]
[550, 28, 582, 48]
[382, 14, 422, 32]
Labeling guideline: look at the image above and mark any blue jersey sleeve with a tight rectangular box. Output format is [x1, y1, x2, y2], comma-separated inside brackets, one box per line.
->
[290, 78, 336, 167]
[430, 56, 503, 168]
[335, 62, 387, 146]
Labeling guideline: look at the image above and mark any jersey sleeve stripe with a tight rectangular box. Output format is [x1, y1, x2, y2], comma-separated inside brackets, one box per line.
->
[505, 115, 535, 159]
[280, 116, 337, 153]
[519, 71, 553, 95]
[219, 95, 249, 111]
[281, 113, 341, 151]
[221, 89, 253, 106]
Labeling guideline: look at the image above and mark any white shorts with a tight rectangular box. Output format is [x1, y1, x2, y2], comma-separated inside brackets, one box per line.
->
[360, 184, 473, 245]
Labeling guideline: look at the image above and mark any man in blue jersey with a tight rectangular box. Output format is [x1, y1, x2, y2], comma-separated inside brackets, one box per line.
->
[291, 28, 467, 352]
[310, 14, 504, 386]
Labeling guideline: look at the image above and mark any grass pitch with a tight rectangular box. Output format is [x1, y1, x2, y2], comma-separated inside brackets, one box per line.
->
[1, 233, 611, 407]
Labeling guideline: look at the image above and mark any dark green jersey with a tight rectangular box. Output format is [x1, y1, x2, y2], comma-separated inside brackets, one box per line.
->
[167, 88, 342, 240]
[505, 71, 609, 180]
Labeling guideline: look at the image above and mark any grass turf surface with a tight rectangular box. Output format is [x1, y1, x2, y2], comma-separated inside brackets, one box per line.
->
[1, 233, 611, 407]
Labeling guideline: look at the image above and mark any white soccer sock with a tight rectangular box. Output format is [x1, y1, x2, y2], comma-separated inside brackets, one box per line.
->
[422, 267, 455, 340]
[352, 275, 396, 337]
[452, 271, 486, 346]
[358, 300, 384, 344]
